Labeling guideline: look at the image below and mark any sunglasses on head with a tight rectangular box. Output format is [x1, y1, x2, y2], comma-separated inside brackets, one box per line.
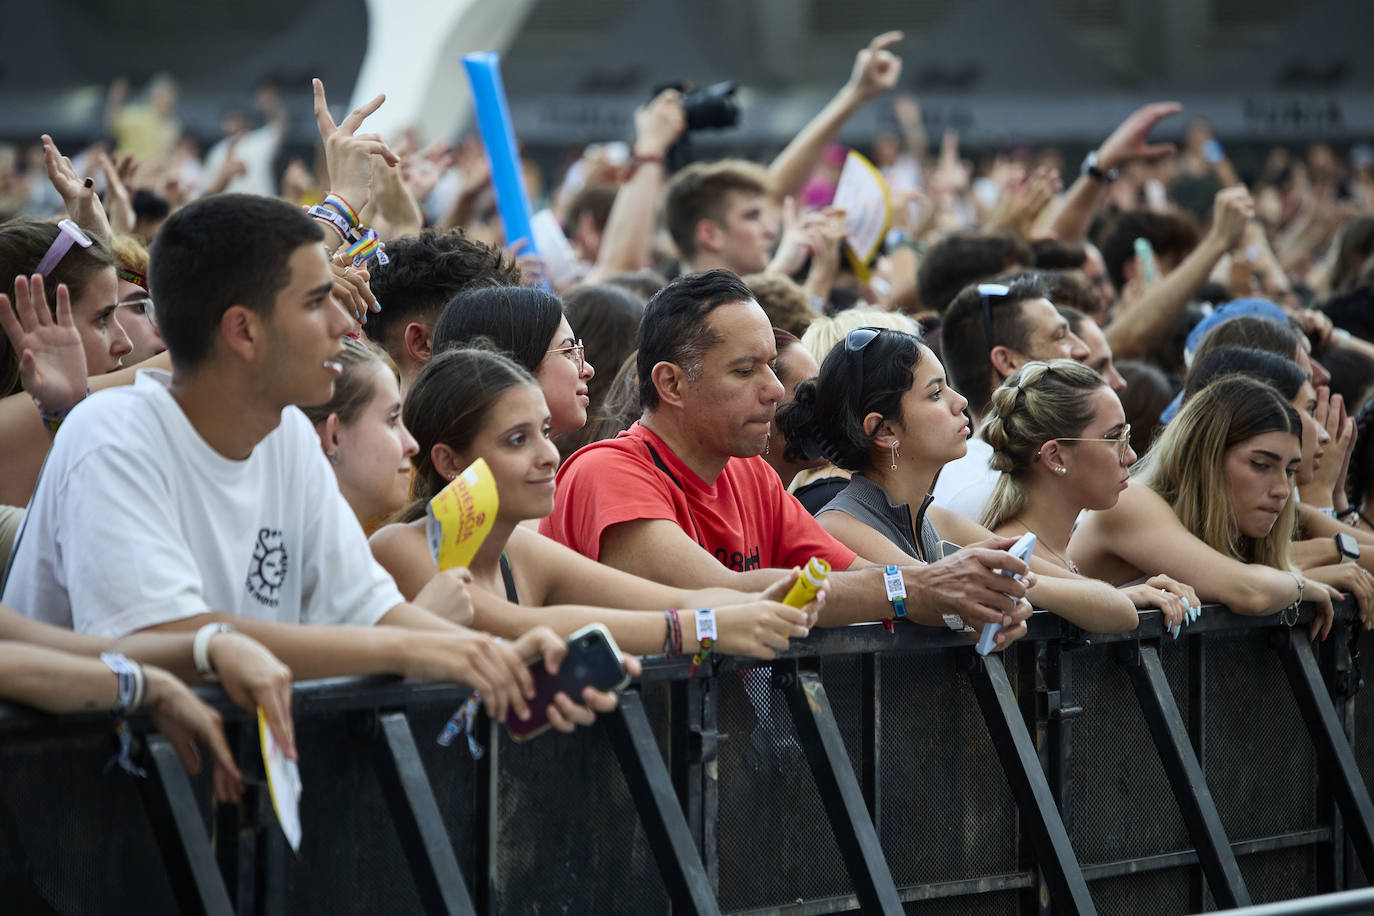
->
[845, 326, 883, 397]
[977, 283, 1010, 356]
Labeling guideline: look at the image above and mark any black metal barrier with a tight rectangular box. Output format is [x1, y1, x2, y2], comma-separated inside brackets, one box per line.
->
[2, 600, 1373, 915]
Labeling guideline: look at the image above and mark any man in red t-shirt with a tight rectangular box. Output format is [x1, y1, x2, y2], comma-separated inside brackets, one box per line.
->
[542, 270, 1032, 641]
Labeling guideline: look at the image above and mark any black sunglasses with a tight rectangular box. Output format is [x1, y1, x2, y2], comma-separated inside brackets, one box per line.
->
[977, 283, 1011, 356]
[845, 326, 883, 397]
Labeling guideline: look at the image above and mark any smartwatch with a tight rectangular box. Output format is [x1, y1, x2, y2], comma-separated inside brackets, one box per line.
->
[1081, 150, 1119, 183]
[1335, 532, 1361, 564]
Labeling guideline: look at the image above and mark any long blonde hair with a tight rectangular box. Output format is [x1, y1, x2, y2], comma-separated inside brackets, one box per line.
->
[1135, 374, 1301, 568]
[979, 360, 1105, 529]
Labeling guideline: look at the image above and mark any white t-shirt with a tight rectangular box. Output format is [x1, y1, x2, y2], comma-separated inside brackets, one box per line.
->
[2, 370, 403, 637]
[932, 436, 997, 523]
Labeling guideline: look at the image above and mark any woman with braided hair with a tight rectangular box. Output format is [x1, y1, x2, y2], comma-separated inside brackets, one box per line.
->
[980, 359, 1199, 635]
[776, 327, 1140, 633]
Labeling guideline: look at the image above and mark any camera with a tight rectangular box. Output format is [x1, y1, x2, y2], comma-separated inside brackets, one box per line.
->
[683, 81, 740, 132]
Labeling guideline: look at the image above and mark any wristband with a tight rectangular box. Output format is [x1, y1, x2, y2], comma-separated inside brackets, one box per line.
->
[1317, 507, 1336, 518]
[192, 622, 236, 683]
[628, 152, 664, 179]
[321, 193, 360, 228]
[1337, 507, 1360, 521]
[101, 652, 145, 713]
[690, 608, 716, 676]
[35, 386, 91, 433]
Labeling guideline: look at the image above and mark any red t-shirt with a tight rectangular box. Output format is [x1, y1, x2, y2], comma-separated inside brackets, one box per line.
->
[540, 422, 857, 573]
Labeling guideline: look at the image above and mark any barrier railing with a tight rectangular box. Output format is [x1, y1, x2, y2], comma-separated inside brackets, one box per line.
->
[0, 599, 1371, 915]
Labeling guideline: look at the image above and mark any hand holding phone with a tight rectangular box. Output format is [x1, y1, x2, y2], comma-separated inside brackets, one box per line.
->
[506, 624, 631, 742]
[976, 532, 1036, 656]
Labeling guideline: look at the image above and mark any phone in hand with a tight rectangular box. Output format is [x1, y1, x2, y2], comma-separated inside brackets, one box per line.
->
[506, 624, 631, 742]
[976, 532, 1037, 656]
[1134, 237, 1157, 285]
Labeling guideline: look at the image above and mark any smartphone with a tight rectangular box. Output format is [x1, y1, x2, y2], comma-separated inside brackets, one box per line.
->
[976, 532, 1036, 656]
[506, 624, 631, 742]
[1202, 139, 1225, 164]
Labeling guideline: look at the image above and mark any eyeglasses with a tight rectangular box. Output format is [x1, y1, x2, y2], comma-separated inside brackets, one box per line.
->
[35, 219, 94, 277]
[977, 283, 1010, 356]
[1056, 424, 1133, 462]
[548, 339, 585, 373]
[118, 296, 157, 326]
[845, 326, 882, 398]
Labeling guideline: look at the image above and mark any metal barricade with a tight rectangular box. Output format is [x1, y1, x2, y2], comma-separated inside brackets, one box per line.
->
[0, 601, 1370, 915]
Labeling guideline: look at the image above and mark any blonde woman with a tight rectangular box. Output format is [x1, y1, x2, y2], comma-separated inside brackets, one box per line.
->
[980, 360, 1199, 635]
[1072, 375, 1339, 640]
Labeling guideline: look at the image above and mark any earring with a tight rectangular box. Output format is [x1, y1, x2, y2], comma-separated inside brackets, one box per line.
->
[890, 439, 900, 470]
[326, 450, 341, 466]
[1056, 466, 1067, 475]
[764, 438, 770, 455]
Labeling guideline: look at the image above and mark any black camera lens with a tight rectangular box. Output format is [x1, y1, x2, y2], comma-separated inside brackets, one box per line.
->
[684, 81, 740, 132]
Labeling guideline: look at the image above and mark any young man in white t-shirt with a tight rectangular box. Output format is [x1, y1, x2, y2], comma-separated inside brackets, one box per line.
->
[2, 193, 629, 727]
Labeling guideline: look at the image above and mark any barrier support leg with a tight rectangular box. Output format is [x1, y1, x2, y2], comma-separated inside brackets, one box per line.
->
[140, 735, 235, 916]
[1120, 643, 1250, 909]
[604, 690, 721, 916]
[1278, 628, 1374, 874]
[370, 711, 477, 916]
[780, 663, 903, 916]
[967, 653, 1097, 916]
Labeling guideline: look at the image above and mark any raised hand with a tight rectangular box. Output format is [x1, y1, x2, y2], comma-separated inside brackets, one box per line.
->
[0, 274, 88, 413]
[41, 135, 113, 242]
[1096, 102, 1182, 173]
[97, 151, 136, 235]
[634, 88, 687, 159]
[1208, 185, 1256, 250]
[845, 32, 904, 103]
[312, 78, 399, 213]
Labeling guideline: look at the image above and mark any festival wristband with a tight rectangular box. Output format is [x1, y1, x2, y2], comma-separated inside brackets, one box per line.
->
[321, 193, 360, 228]
[690, 609, 716, 676]
[35, 386, 90, 433]
[883, 566, 907, 618]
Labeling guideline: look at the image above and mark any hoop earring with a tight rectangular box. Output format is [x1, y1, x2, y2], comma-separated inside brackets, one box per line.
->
[890, 440, 900, 470]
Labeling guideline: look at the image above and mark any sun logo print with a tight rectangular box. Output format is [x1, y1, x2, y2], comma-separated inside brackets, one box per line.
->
[246, 528, 289, 608]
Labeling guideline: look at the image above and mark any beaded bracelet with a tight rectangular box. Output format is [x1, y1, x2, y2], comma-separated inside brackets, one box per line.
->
[35, 386, 91, 433]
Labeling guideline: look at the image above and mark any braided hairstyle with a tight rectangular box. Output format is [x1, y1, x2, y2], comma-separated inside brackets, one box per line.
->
[979, 360, 1106, 529]
[775, 328, 923, 471]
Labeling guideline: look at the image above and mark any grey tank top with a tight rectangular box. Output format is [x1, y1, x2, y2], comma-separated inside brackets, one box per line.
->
[818, 475, 941, 563]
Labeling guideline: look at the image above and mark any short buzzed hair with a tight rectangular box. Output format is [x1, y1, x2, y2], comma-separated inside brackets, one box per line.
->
[664, 159, 769, 260]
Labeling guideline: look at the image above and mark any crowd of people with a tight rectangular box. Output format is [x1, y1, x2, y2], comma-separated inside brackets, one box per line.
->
[1, 32, 1373, 841]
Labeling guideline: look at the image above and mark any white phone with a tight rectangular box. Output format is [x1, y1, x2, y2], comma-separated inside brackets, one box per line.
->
[976, 532, 1036, 656]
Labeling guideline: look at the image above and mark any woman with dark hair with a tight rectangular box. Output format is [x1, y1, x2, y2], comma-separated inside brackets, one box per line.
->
[368, 347, 817, 659]
[553, 283, 643, 458]
[777, 327, 1140, 632]
[762, 327, 826, 490]
[431, 285, 595, 436]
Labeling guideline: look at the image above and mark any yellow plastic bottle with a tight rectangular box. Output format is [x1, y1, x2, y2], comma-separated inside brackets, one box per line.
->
[782, 557, 830, 608]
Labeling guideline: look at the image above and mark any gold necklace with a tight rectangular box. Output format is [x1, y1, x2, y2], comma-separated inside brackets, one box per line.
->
[1014, 522, 1077, 573]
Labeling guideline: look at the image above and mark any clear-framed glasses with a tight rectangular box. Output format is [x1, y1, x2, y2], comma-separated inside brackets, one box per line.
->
[548, 338, 585, 373]
[118, 296, 155, 321]
[1056, 424, 1133, 462]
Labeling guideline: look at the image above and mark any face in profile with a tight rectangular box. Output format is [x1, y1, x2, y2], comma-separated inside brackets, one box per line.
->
[892, 346, 970, 468]
[458, 382, 561, 523]
[1289, 380, 1329, 488]
[72, 266, 133, 374]
[1052, 386, 1135, 511]
[1223, 430, 1302, 539]
[115, 276, 164, 365]
[679, 299, 785, 460]
[533, 316, 595, 437]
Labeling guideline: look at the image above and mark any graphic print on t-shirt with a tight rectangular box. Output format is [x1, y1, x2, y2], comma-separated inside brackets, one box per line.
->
[246, 528, 289, 608]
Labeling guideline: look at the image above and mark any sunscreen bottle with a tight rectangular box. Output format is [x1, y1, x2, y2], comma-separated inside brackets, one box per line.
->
[782, 557, 830, 608]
